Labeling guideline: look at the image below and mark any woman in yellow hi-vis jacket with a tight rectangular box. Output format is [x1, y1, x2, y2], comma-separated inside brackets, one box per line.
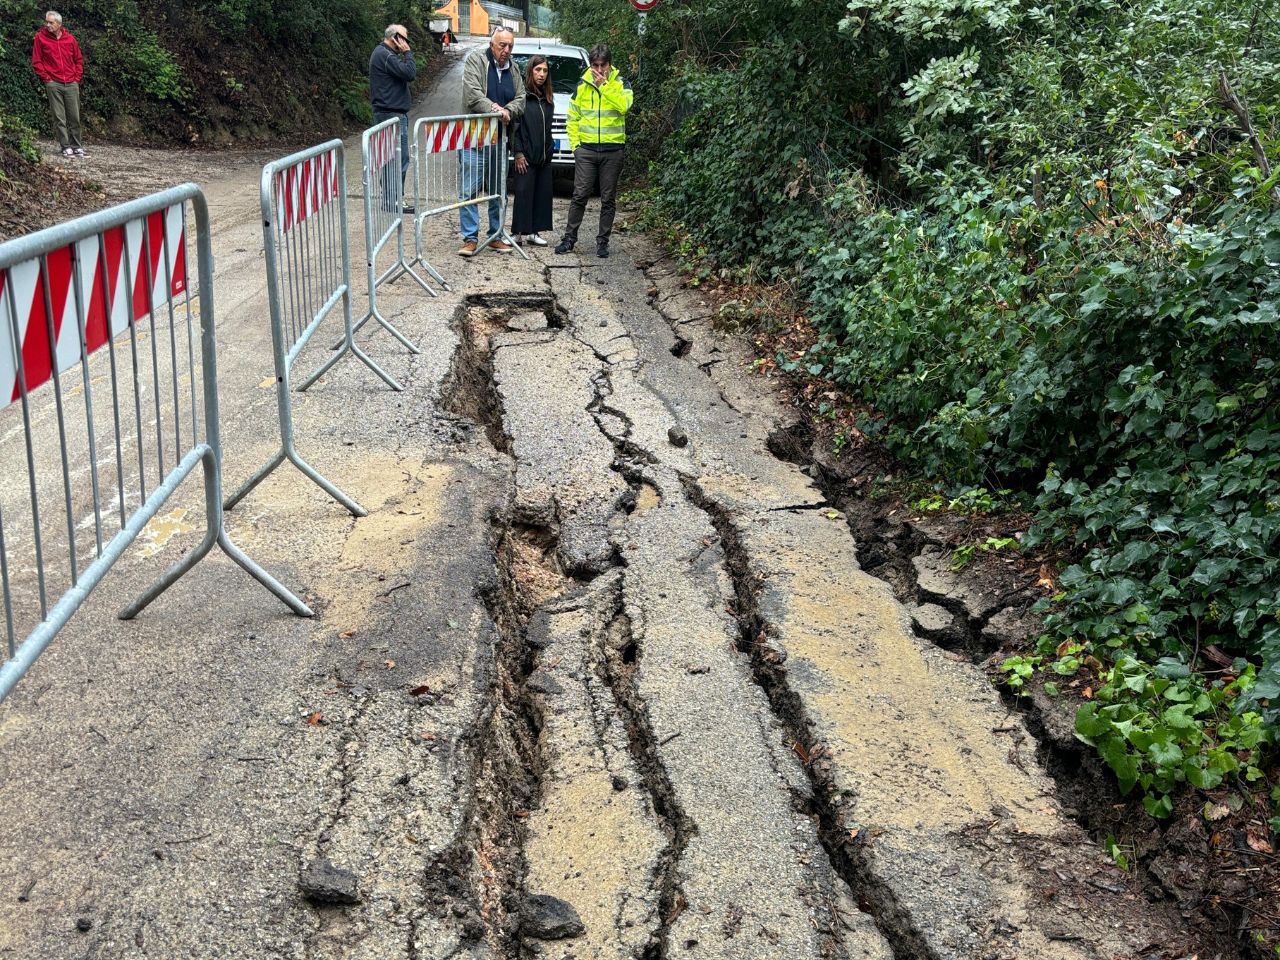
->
[555, 43, 633, 259]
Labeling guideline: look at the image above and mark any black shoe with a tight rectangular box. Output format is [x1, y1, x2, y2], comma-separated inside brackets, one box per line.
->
[554, 239, 574, 254]
[596, 242, 609, 259]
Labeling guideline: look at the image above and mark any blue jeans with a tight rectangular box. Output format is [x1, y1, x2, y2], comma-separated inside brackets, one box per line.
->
[458, 146, 502, 242]
[372, 111, 410, 205]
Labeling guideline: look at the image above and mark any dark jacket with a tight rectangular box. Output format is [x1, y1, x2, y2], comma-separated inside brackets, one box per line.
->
[369, 42, 416, 113]
[32, 28, 83, 84]
[513, 92, 554, 166]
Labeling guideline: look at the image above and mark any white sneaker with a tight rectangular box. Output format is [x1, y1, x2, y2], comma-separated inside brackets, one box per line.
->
[61, 147, 74, 158]
[528, 233, 549, 247]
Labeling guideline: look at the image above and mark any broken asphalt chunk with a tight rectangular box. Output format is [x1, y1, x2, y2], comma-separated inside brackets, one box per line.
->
[521, 893, 585, 940]
[298, 858, 361, 906]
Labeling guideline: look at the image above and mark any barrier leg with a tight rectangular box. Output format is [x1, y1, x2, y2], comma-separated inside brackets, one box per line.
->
[411, 214, 451, 291]
[300, 329, 403, 391]
[123, 449, 313, 619]
[224, 367, 367, 516]
[285, 448, 368, 517]
[215, 528, 314, 618]
[353, 303, 422, 353]
[223, 447, 286, 510]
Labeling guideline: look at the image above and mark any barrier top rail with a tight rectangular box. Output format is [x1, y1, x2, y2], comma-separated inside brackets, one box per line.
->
[0, 184, 310, 702]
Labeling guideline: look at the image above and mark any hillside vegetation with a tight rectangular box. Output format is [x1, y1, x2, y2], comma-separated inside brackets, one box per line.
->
[556, 0, 1280, 837]
[0, 0, 432, 159]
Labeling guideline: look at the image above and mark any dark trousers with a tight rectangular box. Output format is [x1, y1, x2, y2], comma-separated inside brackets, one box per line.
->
[564, 147, 624, 245]
[45, 81, 82, 150]
[512, 162, 553, 235]
[372, 110, 409, 207]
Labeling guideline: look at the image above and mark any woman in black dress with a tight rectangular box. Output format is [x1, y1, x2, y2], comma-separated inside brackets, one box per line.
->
[511, 55, 554, 246]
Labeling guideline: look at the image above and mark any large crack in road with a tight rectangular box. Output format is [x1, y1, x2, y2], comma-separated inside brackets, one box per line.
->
[417, 244, 1190, 960]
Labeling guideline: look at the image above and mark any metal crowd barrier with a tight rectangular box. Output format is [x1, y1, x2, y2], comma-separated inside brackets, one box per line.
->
[353, 117, 427, 351]
[224, 140, 393, 519]
[0, 185, 312, 701]
[410, 112, 529, 288]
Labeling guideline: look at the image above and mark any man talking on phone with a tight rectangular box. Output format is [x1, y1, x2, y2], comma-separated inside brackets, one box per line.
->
[369, 24, 416, 214]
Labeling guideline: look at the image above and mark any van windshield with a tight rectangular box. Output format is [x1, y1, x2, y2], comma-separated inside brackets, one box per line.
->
[511, 54, 585, 95]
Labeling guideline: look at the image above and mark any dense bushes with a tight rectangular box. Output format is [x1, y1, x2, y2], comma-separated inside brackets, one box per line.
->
[558, 0, 1280, 817]
[0, 0, 431, 146]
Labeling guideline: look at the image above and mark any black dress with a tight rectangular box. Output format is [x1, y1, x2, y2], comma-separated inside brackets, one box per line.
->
[511, 91, 554, 236]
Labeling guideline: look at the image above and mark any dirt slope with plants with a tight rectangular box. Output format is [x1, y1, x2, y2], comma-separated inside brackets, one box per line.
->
[0, 0, 434, 172]
[554, 0, 1280, 954]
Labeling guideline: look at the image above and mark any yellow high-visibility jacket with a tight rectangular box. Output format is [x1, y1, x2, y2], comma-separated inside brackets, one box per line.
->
[566, 66, 632, 150]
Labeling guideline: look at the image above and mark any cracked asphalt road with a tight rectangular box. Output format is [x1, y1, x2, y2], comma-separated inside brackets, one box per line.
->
[0, 39, 1186, 960]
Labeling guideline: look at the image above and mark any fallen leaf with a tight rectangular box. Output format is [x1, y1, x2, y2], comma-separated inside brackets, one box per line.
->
[409, 685, 431, 697]
[1203, 802, 1231, 822]
[385, 659, 396, 670]
[792, 741, 810, 765]
[1082, 686, 1094, 699]
[339, 630, 355, 639]
[307, 712, 324, 726]
[420, 731, 438, 741]
[1246, 827, 1274, 854]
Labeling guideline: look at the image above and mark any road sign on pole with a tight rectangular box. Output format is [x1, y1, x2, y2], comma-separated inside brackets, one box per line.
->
[630, 0, 657, 10]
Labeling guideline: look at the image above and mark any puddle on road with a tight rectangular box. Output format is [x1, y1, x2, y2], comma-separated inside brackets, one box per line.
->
[137, 507, 195, 557]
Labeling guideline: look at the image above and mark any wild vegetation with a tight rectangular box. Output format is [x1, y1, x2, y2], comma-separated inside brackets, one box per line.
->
[555, 0, 1280, 858]
[0, 0, 433, 160]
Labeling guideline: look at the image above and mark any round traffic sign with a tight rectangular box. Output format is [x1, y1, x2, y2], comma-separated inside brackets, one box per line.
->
[631, 0, 657, 10]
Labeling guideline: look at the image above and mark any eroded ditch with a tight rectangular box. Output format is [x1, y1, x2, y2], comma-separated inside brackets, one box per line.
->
[760, 412, 1250, 960]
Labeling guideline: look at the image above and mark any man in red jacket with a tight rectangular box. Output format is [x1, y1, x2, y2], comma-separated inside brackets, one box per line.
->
[31, 11, 85, 158]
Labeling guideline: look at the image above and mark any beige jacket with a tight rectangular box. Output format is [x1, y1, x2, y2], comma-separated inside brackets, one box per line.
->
[462, 47, 526, 120]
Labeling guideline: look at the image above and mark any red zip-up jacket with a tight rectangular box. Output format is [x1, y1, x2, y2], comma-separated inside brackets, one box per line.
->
[32, 29, 84, 84]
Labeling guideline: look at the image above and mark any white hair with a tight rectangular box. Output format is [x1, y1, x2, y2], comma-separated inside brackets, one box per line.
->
[45, 10, 63, 23]
[492, 25, 514, 37]
[384, 24, 404, 39]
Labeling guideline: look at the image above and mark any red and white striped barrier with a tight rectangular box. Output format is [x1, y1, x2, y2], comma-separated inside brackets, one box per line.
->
[0, 204, 186, 412]
[419, 116, 500, 156]
[368, 124, 399, 173]
[274, 148, 341, 232]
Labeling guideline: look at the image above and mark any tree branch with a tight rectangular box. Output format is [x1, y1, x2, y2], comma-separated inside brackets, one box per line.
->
[1217, 68, 1279, 205]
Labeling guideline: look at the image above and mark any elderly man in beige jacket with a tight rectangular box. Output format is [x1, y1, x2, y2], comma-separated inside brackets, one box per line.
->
[457, 26, 526, 256]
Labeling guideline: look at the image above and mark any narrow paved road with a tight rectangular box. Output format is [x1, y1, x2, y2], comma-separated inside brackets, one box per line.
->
[0, 41, 1185, 960]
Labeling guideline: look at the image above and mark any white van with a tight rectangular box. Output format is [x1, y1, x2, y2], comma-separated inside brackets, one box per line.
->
[510, 38, 589, 172]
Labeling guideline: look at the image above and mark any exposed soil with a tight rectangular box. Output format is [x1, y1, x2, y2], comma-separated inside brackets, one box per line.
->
[0, 145, 116, 242]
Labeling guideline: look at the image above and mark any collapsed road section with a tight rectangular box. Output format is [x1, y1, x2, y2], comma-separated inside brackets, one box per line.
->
[434, 243, 1187, 960]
